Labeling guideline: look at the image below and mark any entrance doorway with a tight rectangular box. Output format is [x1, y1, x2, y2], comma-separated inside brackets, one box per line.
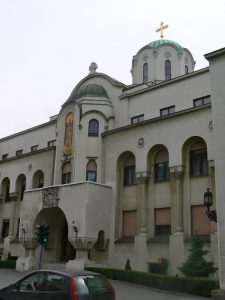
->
[60, 223, 76, 261]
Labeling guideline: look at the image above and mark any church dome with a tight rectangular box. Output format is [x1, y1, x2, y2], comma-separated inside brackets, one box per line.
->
[72, 84, 109, 100]
[146, 39, 183, 52]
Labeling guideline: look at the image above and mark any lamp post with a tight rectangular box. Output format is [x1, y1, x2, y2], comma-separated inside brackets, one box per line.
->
[204, 188, 217, 223]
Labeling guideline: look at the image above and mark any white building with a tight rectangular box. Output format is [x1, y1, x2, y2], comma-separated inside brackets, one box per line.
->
[1, 29, 225, 295]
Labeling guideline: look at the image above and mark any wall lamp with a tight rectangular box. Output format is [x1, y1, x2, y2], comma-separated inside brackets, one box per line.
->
[204, 188, 217, 223]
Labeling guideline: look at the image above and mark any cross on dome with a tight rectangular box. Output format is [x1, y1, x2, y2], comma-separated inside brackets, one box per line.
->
[156, 22, 169, 39]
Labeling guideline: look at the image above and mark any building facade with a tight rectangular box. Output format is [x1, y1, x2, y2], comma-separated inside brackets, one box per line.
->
[0, 35, 225, 290]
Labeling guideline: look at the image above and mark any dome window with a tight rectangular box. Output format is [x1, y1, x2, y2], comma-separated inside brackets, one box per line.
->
[185, 65, 189, 74]
[165, 60, 171, 80]
[143, 63, 148, 84]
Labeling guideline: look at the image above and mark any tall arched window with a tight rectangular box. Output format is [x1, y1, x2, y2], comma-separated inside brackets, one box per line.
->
[185, 65, 189, 74]
[143, 63, 148, 84]
[86, 160, 97, 182]
[64, 112, 74, 156]
[88, 119, 99, 136]
[155, 149, 170, 182]
[165, 60, 171, 80]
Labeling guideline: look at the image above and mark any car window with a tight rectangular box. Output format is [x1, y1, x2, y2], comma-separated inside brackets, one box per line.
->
[75, 275, 110, 295]
[44, 273, 67, 291]
[19, 272, 46, 291]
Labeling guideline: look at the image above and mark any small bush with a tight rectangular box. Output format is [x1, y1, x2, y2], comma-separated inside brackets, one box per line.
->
[85, 267, 219, 297]
[0, 260, 16, 269]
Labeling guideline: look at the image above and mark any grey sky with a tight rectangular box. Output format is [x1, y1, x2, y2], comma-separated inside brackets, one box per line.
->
[0, 0, 224, 138]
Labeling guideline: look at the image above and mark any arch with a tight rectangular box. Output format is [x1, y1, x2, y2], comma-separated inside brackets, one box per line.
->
[16, 174, 26, 201]
[165, 60, 171, 80]
[88, 119, 99, 136]
[116, 151, 137, 238]
[32, 170, 44, 189]
[1, 177, 10, 202]
[34, 207, 75, 262]
[148, 144, 170, 182]
[182, 136, 208, 177]
[143, 63, 148, 84]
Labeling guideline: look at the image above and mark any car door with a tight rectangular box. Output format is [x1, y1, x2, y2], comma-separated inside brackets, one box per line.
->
[6, 272, 46, 300]
[35, 272, 70, 300]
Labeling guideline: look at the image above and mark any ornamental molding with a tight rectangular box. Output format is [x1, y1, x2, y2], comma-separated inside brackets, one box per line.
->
[42, 187, 59, 208]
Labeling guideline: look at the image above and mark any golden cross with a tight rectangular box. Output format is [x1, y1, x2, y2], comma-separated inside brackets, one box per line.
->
[156, 22, 169, 39]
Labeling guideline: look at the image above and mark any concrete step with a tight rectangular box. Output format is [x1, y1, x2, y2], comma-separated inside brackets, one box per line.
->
[42, 263, 66, 271]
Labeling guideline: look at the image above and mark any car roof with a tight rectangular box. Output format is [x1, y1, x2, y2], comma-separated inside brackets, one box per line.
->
[32, 269, 101, 278]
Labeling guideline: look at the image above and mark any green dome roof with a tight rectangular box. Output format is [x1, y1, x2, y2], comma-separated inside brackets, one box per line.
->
[146, 39, 183, 51]
[72, 84, 109, 100]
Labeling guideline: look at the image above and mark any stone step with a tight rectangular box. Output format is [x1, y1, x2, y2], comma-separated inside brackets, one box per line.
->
[42, 263, 66, 271]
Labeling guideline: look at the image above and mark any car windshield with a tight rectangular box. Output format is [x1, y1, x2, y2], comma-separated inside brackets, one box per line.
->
[75, 275, 110, 295]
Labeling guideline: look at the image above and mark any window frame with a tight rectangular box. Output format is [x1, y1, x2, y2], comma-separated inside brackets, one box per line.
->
[31, 145, 38, 152]
[16, 149, 23, 156]
[155, 161, 170, 182]
[193, 95, 211, 107]
[143, 63, 148, 84]
[88, 119, 99, 136]
[190, 148, 208, 177]
[124, 165, 136, 186]
[165, 60, 171, 80]
[131, 114, 144, 124]
[160, 106, 175, 117]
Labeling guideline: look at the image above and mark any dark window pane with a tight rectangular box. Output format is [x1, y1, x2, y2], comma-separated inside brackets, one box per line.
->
[75, 275, 111, 295]
[190, 149, 208, 176]
[86, 171, 97, 182]
[143, 63, 148, 84]
[124, 165, 136, 186]
[165, 60, 171, 80]
[88, 119, 99, 136]
[155, 162, 170, 182]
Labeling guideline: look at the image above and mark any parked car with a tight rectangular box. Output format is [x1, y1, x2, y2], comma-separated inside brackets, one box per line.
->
[0, 269, 115, 300]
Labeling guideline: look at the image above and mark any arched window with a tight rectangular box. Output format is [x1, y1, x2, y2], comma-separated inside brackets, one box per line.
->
[155, 149, 170, 182]
[64, 112, 74, 156]
[19, 177, 26, 201]
[143, 63, 148, 84]
[124, 155, 136, 186]
[86, 160, 97, 182]
[4, 179, 10, 202]
[32, 171, 44, 188]
[190, 142, 208, 176]
[88, 119, 99, 136]
[62, 162, 72, 184]
[165, 60, 171, 80]
[185, 65, 189, 74]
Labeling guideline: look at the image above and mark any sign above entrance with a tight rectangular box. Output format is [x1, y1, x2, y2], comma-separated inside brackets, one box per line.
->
[42, 187, 59, 208]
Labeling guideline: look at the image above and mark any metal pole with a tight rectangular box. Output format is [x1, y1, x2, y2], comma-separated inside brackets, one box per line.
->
[38, 244, 43, 269]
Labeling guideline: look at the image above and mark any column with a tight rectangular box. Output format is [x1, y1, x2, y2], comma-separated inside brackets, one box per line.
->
[170, 166, 184, 233]
[135, 171, 150, 271]
[169, 166, 185, 275]
[136, 171, 150, 234]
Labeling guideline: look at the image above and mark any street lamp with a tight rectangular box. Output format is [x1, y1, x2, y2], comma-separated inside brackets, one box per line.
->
[204, 188, 217, 223]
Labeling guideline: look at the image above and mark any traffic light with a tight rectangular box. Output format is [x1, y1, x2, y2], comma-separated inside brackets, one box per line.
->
[42, 224, 49, 244]
[34, 223, 49, 245]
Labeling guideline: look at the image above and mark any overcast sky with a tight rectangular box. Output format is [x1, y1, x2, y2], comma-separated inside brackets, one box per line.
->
[0, 0, 224, 138]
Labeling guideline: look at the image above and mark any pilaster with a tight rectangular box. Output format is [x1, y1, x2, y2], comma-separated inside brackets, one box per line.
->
[136, 171, 150, 234]
[170, 166, 184, 233]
